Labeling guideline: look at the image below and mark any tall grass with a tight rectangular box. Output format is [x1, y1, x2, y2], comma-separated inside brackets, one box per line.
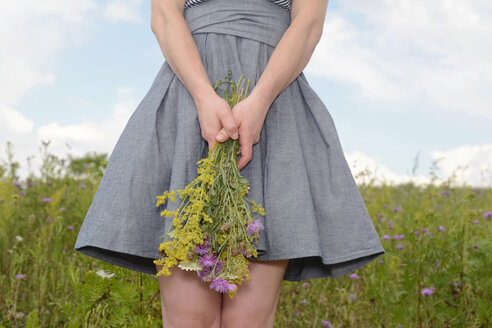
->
[0, 140, 490, 327]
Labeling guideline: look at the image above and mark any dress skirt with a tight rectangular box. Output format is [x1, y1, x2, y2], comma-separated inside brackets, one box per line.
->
[74, 0, 386, 281]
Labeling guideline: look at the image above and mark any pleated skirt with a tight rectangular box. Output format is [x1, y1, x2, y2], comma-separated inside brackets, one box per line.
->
[74, 0, 385, 281]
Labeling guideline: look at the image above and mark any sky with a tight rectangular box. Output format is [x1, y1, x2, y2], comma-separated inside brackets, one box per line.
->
[0, 0, 491, 188]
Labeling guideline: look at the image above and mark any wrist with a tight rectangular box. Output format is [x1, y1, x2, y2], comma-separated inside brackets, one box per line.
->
[191, 80, 217, 106]
[250, 82, 276, 112]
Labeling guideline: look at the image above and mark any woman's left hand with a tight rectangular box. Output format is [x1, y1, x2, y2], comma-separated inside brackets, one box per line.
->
[215, 92, 270, 171]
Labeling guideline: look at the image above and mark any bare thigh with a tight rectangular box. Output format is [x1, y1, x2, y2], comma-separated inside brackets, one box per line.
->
[220, 259, 289, 328]
[155, 264, 222, 328]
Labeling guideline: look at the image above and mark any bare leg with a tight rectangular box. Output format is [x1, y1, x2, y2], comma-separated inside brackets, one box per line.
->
[220, 259, 289, 328]
[155, 263, 222, 328]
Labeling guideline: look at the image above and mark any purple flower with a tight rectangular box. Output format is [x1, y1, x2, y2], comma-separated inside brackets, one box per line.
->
[59, 206, 66, 212]
[394, 234, 405, 240]
[42, 197, 51, 203]
[439, 226, 445, 232]
[67, 226, 74, 230]
[377, 213, 383, 218]
[393, 207, 402, 212]
[440, 190, 450, 196]
[349, 273, 359, 279]
[426, 232, 431, 236]
[473, 219, 479, 224]
[294, 311, 302, 317]
[47, 217, 53, 222]
[301, 298, 307, 305]
[199, 254, 217, 268]
[209, 277, 237, 293]
[12, 181, 22, 187]
[384, 205, 390, 209]
[15, 273, 25, 279]
[195, 242, 210, 255]
[414, 230, 420, 235]
[81, 184, 87, 189]
[421, 288, 434, 295]
[247, 219, 264, 235]
[322, 320, 333, 328]
[302, 282, 310, 288]
[483, 211, 492, 218]
[382, 235, 390, 240]
[19, 191, 25, 196]
[473, 245, 480, 249]
[388, 221, 394, 229]
[396, 244, 405, 249]
[378, 259, 384, 264]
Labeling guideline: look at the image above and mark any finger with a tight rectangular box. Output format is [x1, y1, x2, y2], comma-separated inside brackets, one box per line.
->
[215, 128, 229, 142]
[217, 108, 239, 140]
[237, 135, 253, 171]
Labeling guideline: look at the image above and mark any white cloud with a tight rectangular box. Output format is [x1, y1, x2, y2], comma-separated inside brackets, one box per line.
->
[0, 0, 98, 107]
[309, 0, 492, 118]
[103, 0, 144, 24]
[346, 151, 435, 187]
[0, 107, 35, 135]
[430, 144, 492, 188]
[345, 144, 492, 189]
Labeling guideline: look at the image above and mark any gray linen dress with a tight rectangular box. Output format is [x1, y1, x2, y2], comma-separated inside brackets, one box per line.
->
[74, 0, 386, 281]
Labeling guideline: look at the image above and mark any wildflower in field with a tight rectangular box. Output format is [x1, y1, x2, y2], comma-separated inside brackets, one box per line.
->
[95, 269, 115, 279]
[321, 320, 333, 327]
[378, 259, 384, 264]
[396, 244, 405, 249]
[414, 230, 419, 235]
[15, 273, 25, 279]
[302, 282, 310, 288]
[426, 232, 431, 236]
[473, 245, 480, 249]
[377, 213, 383, 218]
[348, 293, 357, 300]
[81, 184, 87, 189]
[19, 191, 26, 196]
[393, 234, 404, 240]
[388, 221, 394, 228]
[301, 298, 307, 305]
[421, 287, 434, 295]
[433, 260, 440, 270]
[67, 225, 74, 230]
[12, 181, 22, 187]
[16, 235, 23, 242]
[382, 235, 390, 240]
[60, 206, 66, 212]
[42, 197, 51, 203]
[393, 206, 402, 212]
[440, 190, 450, 196]
[384, 205, 390, 209]
[47, 217, 53, 222]
[294, 311, 302, 317]
[473, 219, 479, 224]
[349, 273, 359, 279]
[483, 211, 492, 218]
[439, 225, 445, 232]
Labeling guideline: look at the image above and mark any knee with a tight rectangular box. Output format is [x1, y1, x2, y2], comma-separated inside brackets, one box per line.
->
[165, 312, 221, 328]
[220, 308, 274, 328]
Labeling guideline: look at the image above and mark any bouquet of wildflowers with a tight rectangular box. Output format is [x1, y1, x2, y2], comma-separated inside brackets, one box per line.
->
[153, 67, 265, 299]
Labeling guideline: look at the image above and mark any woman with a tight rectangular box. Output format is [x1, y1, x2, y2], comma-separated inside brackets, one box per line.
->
[74, 0, 386, 327]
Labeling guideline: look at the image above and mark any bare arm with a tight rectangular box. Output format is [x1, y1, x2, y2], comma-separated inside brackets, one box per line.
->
[250, 0, 329, 108]
[150, 0, 239, 150]
[215, 0, 329, 170]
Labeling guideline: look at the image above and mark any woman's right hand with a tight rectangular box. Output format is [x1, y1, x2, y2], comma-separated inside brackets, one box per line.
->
[195, 93, 239, 152]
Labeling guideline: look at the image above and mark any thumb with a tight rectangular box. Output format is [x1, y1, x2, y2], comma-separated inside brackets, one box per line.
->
[216, 128, 228, 141]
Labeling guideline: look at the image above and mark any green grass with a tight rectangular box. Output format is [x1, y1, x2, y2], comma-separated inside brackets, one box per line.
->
[0, 140, 490, 327]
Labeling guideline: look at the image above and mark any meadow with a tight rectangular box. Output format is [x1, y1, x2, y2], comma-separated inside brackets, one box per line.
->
[0, 140, 490, 327]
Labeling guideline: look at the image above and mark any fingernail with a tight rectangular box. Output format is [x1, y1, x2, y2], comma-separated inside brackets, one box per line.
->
[232, 132, 239, 139]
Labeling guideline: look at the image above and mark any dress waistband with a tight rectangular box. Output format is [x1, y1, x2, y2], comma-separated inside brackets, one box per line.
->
[184, 0, 291, 48]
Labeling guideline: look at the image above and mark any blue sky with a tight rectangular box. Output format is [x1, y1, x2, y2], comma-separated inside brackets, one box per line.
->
[1, 0, 491, 187]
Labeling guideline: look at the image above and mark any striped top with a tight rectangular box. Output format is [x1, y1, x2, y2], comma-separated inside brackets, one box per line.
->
[184, 0, 292, 11]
